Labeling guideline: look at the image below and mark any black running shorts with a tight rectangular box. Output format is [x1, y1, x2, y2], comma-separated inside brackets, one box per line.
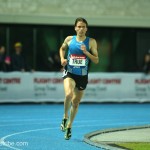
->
[62, 70, 88, 90]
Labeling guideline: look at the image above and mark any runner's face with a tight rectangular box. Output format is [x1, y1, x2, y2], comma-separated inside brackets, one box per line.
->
[75, 21, 87, 37]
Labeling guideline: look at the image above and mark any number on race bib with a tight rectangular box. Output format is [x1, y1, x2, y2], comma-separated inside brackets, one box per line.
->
[69, 54, 86, 66]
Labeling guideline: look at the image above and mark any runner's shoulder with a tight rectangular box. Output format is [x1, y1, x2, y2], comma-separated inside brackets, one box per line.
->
[89, 38, 97, 45]
[65, 36, 73, 43]
[89, 37, 96, 42]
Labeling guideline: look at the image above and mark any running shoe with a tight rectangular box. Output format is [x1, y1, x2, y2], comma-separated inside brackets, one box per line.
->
[65, 128, 72, 140]
[60, 118, 68, 132]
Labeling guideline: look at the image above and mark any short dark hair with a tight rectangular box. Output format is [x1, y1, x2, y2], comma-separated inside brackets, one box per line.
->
[74, 17, 88, 27]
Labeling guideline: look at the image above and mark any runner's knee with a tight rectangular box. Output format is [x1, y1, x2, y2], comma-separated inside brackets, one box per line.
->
[65, 91, 73, 100]
[72, 100, 80, 109]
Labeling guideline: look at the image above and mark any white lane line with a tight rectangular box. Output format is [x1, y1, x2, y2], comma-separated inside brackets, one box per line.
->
[0, 118, 149, 127]
[1, 121, 150, 150]
[0, 118, 61, 122]
[0, 119, 102, 127]
[0, 124, 103, 150]
[0, 127, 58, 150]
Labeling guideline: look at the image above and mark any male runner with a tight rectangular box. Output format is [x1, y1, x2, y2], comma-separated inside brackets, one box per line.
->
[59, 17, 99, 140]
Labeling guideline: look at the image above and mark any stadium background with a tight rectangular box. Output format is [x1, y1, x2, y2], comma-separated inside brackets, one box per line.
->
[0, 0, 150, 72]
[0, 1, 150, 150]
[0, 0, 150, 103]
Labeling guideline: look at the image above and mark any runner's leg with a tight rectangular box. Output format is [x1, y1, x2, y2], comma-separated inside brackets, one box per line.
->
[63, 78, 76, 119]
[67, 88, 84, 128]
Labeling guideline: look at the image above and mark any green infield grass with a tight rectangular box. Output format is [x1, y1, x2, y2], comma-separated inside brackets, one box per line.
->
[115, 142, 150, 150]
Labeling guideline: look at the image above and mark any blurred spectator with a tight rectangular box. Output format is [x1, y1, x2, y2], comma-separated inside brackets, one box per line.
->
[0, 45, 5, 71]
[0, 45, 11, 72]
[12, 42, 26, 72]
[48, 51, 62, 71]
[143, 50, 150, 74]
[47, 52, 54, 71]
[53, 52, 63, 71]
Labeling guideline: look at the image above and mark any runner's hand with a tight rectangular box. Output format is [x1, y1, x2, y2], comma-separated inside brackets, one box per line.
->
[61, 58, 67, 67]
[81, 44, 87, 54]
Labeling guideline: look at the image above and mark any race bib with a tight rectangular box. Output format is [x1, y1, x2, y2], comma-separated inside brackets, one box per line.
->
[69, 54, 86, 66]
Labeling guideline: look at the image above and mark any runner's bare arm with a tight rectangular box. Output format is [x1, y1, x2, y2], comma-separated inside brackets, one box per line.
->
[59, 36, 72, 66]
[81, 38, 99, 64]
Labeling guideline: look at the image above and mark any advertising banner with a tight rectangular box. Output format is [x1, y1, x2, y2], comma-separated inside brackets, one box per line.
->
[0, 72, 150, 103]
